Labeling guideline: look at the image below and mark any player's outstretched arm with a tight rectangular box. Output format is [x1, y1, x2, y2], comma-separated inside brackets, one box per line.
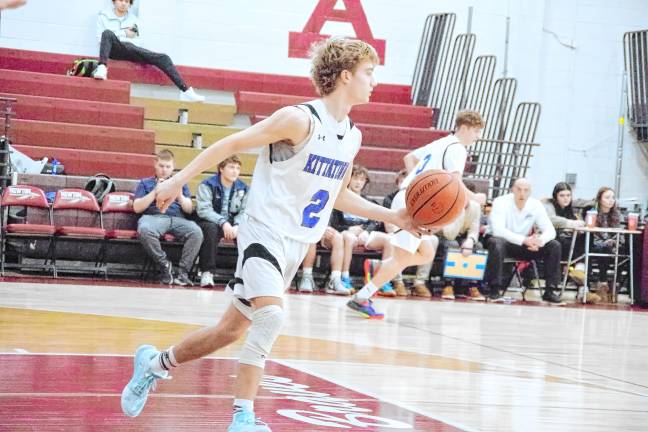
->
[403, 150, 420, 173]
[155, 106, 309, 212]
[334, 169, 418, 233]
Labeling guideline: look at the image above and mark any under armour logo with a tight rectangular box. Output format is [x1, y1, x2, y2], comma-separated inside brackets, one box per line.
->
[317, 134, 326, 141]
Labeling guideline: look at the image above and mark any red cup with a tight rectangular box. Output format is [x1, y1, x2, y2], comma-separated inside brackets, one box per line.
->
[627, 213, 638, 231]
[586, 210, 598, 228]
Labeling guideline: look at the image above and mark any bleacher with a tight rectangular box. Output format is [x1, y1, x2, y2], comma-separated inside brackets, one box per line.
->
[0, 47, 450, 283]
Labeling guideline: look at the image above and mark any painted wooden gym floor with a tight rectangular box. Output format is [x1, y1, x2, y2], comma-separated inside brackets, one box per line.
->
[1, 279, 647, 431]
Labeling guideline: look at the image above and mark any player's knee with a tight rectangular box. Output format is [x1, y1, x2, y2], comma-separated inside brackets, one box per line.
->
[238, 304, 284, 369]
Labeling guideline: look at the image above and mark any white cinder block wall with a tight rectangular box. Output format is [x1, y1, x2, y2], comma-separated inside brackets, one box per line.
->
[1, 0, 647, 208]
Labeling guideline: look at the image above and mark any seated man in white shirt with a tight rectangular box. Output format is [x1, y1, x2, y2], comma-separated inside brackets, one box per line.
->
[485, 178, 564, 304]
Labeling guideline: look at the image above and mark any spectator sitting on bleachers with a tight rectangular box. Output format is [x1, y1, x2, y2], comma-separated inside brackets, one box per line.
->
[382, 168, 408, 209]
[542, 182, 595, 301]
[133, 150, 203, 286]
[94, 0, 204, 102]
[195, 155, 248, 287]
[436, 200, 486, 301]
[298, 227, 347, 295]
[581, 187, 625, 302]
[381, 168, 408, 296]
[328, 165, 395, 296]
[485, 178, 564, 304]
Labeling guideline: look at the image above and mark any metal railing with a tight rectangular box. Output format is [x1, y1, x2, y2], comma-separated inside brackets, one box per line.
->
[432, 33, 476, 130]
[411, 13, 456, 107]
[623, 30, 648, 142]
[412, 13, 542, 198]
[0, 97, 16, 190]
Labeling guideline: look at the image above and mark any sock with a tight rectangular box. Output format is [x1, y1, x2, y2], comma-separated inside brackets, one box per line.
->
[149, 346, 178, 375]
[354, 281, 378, 303]
[233, 398, 254, 413]
[330, 270, 341, 281]
[303, 267, 313, 276]
[342, 271, 350, 279]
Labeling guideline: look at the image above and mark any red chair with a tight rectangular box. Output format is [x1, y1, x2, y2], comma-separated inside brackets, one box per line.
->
[52, 188, 107, 277]
[102, 192, 138, 240]
[0, 185, 56, 276]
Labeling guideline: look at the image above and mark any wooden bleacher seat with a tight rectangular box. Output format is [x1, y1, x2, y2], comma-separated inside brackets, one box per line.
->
[132, 97, 235, 126]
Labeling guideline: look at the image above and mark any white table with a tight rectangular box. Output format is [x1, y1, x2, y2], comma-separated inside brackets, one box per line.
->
[561, 226, 641, 304]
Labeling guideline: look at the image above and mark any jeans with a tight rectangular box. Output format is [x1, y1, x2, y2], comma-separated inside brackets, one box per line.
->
[485, 236, 562, 291]
[197, 220, 226, 273]
[137, 214, 203, 272]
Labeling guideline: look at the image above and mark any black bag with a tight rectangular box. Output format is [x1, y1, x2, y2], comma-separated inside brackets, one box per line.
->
[85, 173, 115, 204]
[67, 58, 99, 78]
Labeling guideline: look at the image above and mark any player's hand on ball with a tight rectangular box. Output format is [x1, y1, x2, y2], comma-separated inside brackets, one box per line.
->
[393, 207, 426, 236]
[155, 178, 182, 213]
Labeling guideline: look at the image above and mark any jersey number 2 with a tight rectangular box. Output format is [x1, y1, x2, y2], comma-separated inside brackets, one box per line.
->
[415, 154, 431, 174]
[301, 189, 329, 228]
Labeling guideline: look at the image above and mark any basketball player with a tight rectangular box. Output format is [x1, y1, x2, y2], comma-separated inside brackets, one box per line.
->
[120, 37, 417, 432]
[347, 110, 486, 318]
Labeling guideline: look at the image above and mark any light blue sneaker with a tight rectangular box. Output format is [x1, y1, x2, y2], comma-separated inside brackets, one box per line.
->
[378, 281, 396, 297]
[227, 409, 271, 431]
[341, 276, 354, 290]
[121, 344, 168, 417]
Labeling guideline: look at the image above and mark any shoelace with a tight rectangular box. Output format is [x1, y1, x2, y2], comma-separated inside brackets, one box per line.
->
[235, 411, 268, 426]
[132, 372, 171, 396]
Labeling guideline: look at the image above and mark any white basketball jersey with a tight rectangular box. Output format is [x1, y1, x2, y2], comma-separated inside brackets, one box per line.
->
[400, 134, 466, 190]
[245, 99, 362, 243]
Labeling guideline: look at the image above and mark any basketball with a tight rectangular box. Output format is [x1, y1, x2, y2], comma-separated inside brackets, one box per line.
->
[405, 170, 466, 229]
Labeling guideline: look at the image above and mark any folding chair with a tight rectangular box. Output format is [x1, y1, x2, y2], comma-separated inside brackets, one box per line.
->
[502, 258, 542, 301]
[0, 185, 56, 276]
[52, 188, 107, 278]
[102, 192, 138, 240]
[101, 192, 144, 277]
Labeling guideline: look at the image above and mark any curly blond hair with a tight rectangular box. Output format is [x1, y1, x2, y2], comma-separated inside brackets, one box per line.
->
[455, 110, 485, 129]
[309, 37, 379, 96]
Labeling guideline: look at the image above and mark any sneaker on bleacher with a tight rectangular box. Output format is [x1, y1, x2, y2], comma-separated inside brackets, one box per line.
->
[441, 285, 455, 300]
[174, 270, 193, 286]
[93, 64, 107, 80]
[341, 275, 354, 290]
[326, 277, 351, 296]
[569, 266, 585, 285]
[159, 261, 173, 285]
[298, 274, 316, 293]
[181, 87, 205, 102]
[378, 282, 396, 297]
[412, 281, 432, 298]
[469, 287, 486, 301]
[200, 271, 215, 287]
[392, 279, 409, 297]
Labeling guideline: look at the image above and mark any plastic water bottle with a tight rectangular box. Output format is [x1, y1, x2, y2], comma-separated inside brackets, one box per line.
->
[50, 159, 60, 175]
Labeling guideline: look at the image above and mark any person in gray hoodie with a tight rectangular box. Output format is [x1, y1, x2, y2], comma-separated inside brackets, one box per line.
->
[94, 0, 204, 102]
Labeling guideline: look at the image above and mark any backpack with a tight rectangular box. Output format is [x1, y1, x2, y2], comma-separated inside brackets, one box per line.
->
[67, 58, 99, 78]
[85, 173, 115, 204]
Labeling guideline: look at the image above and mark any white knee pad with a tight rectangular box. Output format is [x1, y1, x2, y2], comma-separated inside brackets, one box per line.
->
[239, 304, 284, 369]
[232, 297, 254, 321]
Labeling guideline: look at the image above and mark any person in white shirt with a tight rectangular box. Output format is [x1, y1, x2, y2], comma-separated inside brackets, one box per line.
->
[93, 0, 204, 102]
[486, 178, 564, 304]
